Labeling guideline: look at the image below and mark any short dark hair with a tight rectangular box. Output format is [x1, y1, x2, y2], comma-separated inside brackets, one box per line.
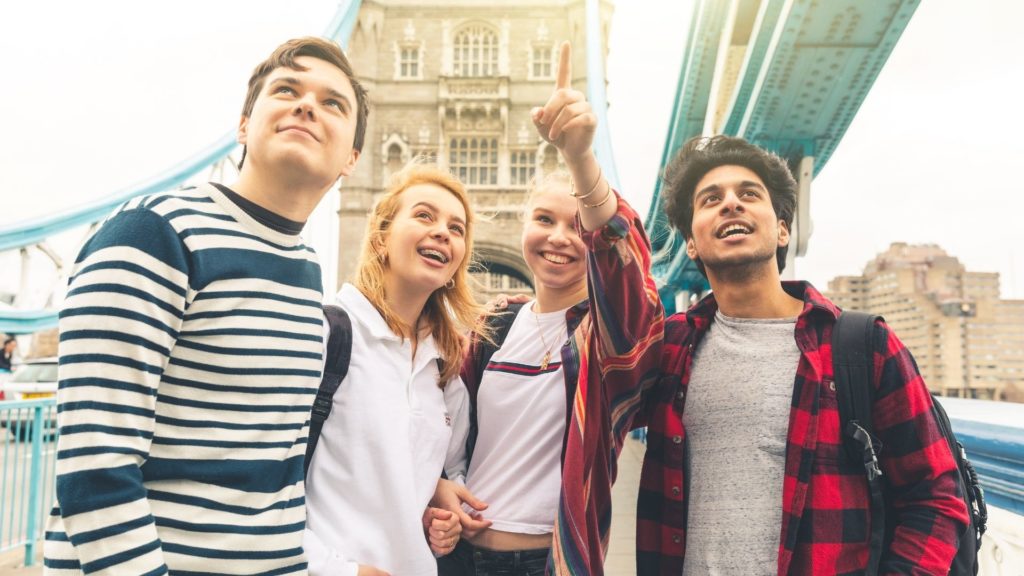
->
[662, 135, 797, 274]
[239, 36, 369, 168]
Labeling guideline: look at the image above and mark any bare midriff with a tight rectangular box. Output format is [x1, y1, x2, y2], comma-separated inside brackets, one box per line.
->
[467, 529, 552, 551]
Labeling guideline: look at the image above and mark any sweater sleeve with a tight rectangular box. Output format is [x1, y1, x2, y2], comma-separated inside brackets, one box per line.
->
[580, 191, 665, 439]
[871, 321, 970, 574]
[52, 207, 189, 574]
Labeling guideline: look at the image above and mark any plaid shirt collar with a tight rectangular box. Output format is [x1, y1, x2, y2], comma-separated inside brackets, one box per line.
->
[686, 280, 840, 331]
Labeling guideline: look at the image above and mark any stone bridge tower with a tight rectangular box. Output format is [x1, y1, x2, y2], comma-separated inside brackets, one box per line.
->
[336, 0, 613, 300]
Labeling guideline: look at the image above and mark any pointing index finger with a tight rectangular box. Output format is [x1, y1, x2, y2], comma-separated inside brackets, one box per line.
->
[555, 41, 571, 90]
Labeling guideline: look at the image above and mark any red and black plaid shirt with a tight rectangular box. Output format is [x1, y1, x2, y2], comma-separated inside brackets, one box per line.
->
[586, 197, 968, 575]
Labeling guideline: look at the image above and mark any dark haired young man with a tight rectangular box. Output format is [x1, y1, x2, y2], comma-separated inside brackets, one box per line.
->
[535, 56, 969, 572]
[45, 37, 366, 575]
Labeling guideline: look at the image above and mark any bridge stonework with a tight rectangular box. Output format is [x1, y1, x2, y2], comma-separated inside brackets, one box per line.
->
[334, 0, 612, 300]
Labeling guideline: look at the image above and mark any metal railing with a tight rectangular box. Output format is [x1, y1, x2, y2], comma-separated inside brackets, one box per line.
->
[0, 398, 58, 567]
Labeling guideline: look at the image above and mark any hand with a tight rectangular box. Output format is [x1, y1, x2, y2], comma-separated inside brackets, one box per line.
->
[423, 506, 461, 556]
[486, 293, 532, 311]
[356, 566, 390, 576]
[431, 478, 492, 539]
[531, 42, 596, 164]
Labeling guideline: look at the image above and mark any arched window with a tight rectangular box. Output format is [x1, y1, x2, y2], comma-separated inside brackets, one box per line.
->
[449, 137, 498, 185]
[453, 25, 498, 77]
[387, 143, 403, 175]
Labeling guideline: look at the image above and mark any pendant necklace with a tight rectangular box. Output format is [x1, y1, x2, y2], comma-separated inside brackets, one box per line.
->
[534, 307, 566, 370]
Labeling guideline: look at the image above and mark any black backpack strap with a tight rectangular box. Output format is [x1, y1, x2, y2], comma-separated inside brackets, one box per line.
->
[464, 302, 525, 465]
[833, 310, 886, 574]
[304, 305, 353, 479]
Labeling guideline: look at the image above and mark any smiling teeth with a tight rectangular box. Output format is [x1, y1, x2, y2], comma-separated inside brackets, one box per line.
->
[718, 224, 751, 238]
[542, 252, 571, 264]
[419, 248, 448, 263]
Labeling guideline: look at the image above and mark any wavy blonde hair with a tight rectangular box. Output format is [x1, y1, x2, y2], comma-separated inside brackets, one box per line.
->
[354, 163, 488, 385]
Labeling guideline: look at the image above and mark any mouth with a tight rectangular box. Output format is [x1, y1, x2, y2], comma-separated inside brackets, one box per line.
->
[715, 222, 753, 239]
[279, 126, 318, 141]
[418, 247, 450, 264]
[540, 251, 576, 265]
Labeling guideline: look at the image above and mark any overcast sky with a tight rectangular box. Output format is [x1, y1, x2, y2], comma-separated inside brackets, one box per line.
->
[1, 0, 1021, 303]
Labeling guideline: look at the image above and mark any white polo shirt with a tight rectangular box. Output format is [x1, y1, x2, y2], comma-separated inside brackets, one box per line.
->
[304, 284, 469, 576]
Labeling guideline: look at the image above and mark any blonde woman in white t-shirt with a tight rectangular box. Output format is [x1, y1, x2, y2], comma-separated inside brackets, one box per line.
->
[304, 164, 490, 576]
[434, 172, 590, 576]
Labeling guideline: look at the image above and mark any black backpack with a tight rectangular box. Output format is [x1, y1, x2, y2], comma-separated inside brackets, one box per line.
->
[833, 311, 988, 576]
[304, 305, 353, 478]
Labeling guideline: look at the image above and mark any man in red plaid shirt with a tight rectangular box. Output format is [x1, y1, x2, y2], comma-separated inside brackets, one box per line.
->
[534, 43, 967, 574]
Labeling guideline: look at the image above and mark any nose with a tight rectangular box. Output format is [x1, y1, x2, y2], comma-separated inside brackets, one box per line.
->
[430, 223, 450, 243]
[718, 190, 744, 215]
[293, 93, 316, 120]
[548, 224, 572, 246]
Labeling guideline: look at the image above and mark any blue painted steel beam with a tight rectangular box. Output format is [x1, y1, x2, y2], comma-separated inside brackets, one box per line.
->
[950, 417, 1024, 515]
[585, 0, 620, 190]
[0, 309, 60, 335]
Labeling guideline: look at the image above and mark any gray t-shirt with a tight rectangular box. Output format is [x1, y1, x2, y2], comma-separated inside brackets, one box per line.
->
[681, 311, 800, 576]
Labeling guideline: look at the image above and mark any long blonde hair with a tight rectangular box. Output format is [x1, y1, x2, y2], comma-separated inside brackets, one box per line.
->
[354, 164, 487, 385]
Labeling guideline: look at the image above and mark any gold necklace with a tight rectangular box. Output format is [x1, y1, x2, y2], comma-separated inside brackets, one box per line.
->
[533, 307, 565, 370]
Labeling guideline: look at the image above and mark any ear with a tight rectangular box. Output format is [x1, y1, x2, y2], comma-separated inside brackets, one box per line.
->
[237, 114, 249, 146]
[777, 220, 791, 248]
[338, 148, 361, 179]
[685, 237, 698, 260]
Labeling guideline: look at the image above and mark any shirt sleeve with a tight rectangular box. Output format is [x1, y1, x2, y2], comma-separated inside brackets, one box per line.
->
[580, 191, 666, 438]
[53, 207, 188, 574]
[443, 376, 471, 484]
[304, 528, 360, 576]
[871, 320, 970, 574]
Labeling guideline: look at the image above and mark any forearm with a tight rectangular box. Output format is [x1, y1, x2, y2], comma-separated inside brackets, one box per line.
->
[564, 151, 618, 232]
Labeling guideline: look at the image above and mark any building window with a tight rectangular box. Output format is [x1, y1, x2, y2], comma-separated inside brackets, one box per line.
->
[449, 137, 498, 185]
[530, 45, 554, 79]
[399, 46, 420, 78]
[510, 150, 536, 186]
[453, 25, 498, 77]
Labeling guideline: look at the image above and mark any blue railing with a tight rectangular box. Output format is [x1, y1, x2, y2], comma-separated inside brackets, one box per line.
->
[0, 398, 58, 567]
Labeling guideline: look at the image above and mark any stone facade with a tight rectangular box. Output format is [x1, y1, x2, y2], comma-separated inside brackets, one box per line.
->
[335, 0, 613, 299]
[827, 242, 1024, 402]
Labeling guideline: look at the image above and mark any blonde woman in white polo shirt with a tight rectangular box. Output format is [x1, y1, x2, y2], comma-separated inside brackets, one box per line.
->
[304, 164, 489, 576]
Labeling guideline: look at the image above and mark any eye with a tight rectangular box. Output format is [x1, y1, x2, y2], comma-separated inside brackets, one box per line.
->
[449, 223, 466, 237]
[274, 85, 296, 96]
[741, 189, 760, 198]
[415, 210, 433, 222]
[701, 193, 721, 206]
[536, 215, 554, 224]
[324, 99, 345, 112]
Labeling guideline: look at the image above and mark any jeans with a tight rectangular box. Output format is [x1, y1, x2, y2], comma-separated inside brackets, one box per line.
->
[437, 539, 550, 576]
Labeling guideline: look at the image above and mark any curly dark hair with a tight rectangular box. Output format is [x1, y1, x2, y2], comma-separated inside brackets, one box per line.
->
[662, 135, 797, 274]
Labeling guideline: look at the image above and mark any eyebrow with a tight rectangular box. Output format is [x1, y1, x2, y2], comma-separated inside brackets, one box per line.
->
[413, 202, 466, 227]
[695, 180, 766, 202]
[269, 76, 352, 109]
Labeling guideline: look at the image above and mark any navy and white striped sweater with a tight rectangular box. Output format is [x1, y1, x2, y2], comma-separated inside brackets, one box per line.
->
[45, 183, 323, 575]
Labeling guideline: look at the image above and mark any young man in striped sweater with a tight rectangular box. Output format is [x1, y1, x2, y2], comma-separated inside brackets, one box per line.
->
[44, 36, 366, 575]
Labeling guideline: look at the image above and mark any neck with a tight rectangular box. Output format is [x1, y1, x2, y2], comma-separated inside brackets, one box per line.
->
[533, 280, 587, 313]
[706, 266, 803, 319]
[231, 162, 335, 222]
[382, 273, 432, 339]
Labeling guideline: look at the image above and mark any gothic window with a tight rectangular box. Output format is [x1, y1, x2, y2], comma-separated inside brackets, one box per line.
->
[387, 144, 403, 175]
[399, 46, 420, 78]
[449, 137, 498, 185]
[510, 150, 536, 186]
[530, 45, 554, 80]
[453, 25, 499, 77]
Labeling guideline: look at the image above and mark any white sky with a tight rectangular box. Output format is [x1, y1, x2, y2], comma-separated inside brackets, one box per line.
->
[1, 0, 1022, 303]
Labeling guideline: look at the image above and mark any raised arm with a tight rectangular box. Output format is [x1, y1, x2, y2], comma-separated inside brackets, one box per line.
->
[52, 207, 187, 574]
[532, 42, 665, 426]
